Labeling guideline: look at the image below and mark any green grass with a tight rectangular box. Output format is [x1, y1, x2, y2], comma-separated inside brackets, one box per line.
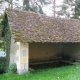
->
[0, 49, 4, 51]
[0, 64, 80, 80]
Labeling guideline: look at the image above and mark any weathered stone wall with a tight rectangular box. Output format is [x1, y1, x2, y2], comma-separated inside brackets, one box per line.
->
[10, 38, 29, 74]
[10, 38, 19, 64]
[29, 43, 80, 63]
[29, 43, 63, 63]
[63, 43, 80, 62]
[19, 43, 29, 74]
[10, 42, 80, 73]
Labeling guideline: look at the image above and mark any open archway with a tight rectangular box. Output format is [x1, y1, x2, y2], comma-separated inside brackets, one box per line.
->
[29, 43, 79, 70]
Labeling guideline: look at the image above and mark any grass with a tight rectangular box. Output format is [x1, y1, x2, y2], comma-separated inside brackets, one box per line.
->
[0, 64, 80, 80]
[0, 49, 4, 51]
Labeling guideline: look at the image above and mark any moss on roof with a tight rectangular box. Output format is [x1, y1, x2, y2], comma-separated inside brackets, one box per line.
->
[5, 8, 80, 43]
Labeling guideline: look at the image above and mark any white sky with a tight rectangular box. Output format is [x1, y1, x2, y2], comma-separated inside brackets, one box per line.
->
[0, 0, 63, 15]
[43, 0, 63, 16]
[19, 0, 63, 16]
[56, 0, 63, 5]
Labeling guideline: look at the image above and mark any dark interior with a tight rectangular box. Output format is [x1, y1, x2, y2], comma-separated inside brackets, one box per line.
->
[29, 43, 80, 70]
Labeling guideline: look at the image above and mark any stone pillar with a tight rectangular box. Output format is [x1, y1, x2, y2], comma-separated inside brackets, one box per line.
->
[17, 43, 29, 74]
[10, 38, 20, 64]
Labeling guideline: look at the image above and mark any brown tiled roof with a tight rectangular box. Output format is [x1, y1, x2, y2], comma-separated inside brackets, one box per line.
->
[6, 8, 80, 42]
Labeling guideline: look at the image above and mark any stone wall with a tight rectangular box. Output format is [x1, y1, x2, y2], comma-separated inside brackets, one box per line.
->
[19, 43, 29, 74]
[10, 41, 80, 73]
[10, 38, 29, 74]
[29, 43, 80, 63]
[10, 38, 19, 64]
[29, 43, 63, 63]
[63, 43, 80, 62]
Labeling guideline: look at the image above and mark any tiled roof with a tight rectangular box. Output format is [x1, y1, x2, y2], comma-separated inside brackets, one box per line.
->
[6, 8, 80, 42]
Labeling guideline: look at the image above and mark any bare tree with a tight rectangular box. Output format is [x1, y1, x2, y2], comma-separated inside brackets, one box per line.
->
[53, 0, 56, 17]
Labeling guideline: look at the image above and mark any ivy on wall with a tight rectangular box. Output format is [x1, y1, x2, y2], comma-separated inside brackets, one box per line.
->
[1, 13, 11, 71]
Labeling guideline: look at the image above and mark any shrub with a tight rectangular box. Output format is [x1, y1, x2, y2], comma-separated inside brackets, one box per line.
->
[0, 57, 7, 73]
[8, 63, 17, 74]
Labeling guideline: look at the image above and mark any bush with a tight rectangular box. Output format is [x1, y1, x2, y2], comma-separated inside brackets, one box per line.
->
[8, 63, 17, 74]
[0, 57, 7, 73]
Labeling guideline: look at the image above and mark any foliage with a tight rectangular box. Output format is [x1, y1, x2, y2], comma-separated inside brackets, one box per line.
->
[8, 63, 17, 74]
[0, 15, 3, 38]
[0, 40, 4, 51]
[0, 0, 51, 14]
[73, 0, 80, 19]
[0, 57, 7, 73]
[1, 13, 11, 71]
[0, 0, 13, 8]
[57, 0, 80, 19]
[0, 16, 6, 73]
[0, 0, 52, 15]
[0, 64, 80, 80]
[23, 0, 51, 14]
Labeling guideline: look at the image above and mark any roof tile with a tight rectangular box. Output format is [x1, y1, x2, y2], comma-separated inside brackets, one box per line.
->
[6, 8, 80, 43]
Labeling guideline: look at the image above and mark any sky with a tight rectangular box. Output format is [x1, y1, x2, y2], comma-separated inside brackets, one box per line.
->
[18, 0, 64, 16]
[43, 0, 63, 16]
[0, 0, 63, 15]
[56, 0, 63, 5]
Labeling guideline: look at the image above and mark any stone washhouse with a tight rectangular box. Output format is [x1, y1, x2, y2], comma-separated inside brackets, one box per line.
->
[4, 8, 80, 74]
